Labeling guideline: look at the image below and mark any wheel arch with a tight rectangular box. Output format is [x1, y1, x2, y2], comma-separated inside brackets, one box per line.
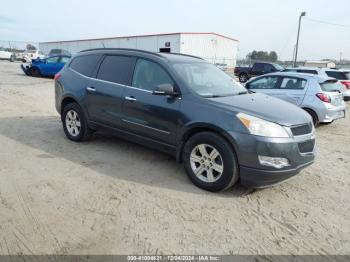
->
[176, 124, 239, 163]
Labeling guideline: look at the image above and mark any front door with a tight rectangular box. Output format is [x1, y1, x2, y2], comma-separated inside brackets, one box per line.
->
[246, 75, 281, 97]
[121, 58, 181, 146]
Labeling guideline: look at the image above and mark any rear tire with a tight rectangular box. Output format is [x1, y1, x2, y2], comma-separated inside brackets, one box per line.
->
[62, 103, 92, 142]
[304, 109, 319, 127]
[183, 132, 239, 192]
[29, 67, 41, 77]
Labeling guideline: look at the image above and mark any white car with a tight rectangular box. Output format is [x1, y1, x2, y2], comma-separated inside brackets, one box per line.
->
[19, 50, 45, 63]
[0, 49, 15, 62]
[285, 67, 350, 101]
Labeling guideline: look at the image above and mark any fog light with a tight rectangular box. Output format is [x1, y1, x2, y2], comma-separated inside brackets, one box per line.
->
[258, 156, 290, 169]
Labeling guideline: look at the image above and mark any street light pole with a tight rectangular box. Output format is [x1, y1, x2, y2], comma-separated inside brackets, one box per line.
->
[294, 11, 306, 67]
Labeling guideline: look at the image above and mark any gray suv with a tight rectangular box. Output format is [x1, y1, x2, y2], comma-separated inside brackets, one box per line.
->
[55, 48, 315, 192]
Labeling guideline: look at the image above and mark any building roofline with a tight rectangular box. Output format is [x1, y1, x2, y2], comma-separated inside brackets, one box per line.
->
[39, 32, 239, 44]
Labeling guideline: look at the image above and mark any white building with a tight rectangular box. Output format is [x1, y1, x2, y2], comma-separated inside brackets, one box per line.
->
[304, 60, 336, 69]
[39, 32, 239, 68]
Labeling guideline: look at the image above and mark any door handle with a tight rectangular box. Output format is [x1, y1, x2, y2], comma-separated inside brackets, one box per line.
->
[86, 87, 96, 93]
[125, 96, 137, 102]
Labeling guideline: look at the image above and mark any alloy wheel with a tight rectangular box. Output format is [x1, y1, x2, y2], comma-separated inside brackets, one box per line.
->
[65, 110, 81, 137]
[190, 144, 224, 183]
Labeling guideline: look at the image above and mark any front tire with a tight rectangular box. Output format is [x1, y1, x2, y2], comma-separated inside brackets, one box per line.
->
[29, 67, 41, 77]
[183, 132, 239, 192]
[239, 73, 248, 83]
[62, 103, 92, 142]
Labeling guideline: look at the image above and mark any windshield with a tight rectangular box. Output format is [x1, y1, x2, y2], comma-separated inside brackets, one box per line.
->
[173, 63, 247, 97]
[273, 64, 284, 71]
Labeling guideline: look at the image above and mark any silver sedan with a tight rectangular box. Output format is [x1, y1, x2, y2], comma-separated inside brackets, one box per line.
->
[245, 72, 346, 126]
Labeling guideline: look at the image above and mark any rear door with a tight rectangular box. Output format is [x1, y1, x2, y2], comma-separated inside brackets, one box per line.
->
[121, 58, 181, 146]
[274, 76, 308, 106]
[85, 55, 136, 129]
[246, 75, 280, 97]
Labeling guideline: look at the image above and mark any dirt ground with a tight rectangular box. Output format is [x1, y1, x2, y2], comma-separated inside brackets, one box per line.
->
[0, 61, 349, 255]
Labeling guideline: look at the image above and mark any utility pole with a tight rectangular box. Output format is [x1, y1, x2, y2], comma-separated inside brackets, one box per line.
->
[294, 11, 306, 67]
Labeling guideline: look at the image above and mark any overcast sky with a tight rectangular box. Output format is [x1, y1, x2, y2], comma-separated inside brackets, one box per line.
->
[1, 0, 349, 60]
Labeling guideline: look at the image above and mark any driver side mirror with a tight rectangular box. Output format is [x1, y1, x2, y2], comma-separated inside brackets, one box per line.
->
[152, 84, 178, 96]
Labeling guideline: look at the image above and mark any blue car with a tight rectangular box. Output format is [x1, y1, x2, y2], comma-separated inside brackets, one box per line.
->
[21, 55, 71, 77]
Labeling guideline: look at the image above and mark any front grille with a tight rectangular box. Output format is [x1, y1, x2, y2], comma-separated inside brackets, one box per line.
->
[298, 140, 315, 153]
[291, 124, 312, 136]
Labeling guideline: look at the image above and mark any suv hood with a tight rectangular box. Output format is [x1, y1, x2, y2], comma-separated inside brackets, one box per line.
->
[209, 93, 311, 127]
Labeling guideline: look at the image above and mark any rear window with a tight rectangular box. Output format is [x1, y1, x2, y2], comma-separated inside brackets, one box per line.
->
[70, 55, 101, 77]
[320, 80, 343, 92]
[297, 69, 318, 75]
[325, 71, 347, 80]
[97, 55, 136, 85]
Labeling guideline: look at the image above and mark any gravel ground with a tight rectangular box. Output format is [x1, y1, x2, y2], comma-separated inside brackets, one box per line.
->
[0, 61, 349, 255]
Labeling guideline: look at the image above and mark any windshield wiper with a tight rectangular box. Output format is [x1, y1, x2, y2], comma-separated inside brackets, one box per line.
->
[238, 91, 249, 95]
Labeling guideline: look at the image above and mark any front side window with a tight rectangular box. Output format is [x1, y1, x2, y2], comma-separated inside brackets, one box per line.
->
[173, 62, 246, 97]
[249, 76, 279, 89]
[280, 77, 306, 89]
[97, 55, 135, 85]
[132, 59, 174, 91]
[46, 57, 59, 63]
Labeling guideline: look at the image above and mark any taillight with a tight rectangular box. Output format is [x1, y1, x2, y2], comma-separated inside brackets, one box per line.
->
[316, 93, 331, 103]
[54, 73, 61, 80]
[340, 81, 350, 90]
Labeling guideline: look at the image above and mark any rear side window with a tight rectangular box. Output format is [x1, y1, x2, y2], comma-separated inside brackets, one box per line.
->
[97, 55, 136, 85]
[280, 77, 306, 89]
[248, 76, 279, 89]
[325, 71, 347, 80]
[132, 59, 174, 91]
[70, 55, 101, 77]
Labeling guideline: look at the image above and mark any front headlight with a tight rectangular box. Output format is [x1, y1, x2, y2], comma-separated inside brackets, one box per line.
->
[237, 113, 290, 138]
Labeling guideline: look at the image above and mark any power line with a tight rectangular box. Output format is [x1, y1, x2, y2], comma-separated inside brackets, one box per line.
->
[305, 18, 350, 28]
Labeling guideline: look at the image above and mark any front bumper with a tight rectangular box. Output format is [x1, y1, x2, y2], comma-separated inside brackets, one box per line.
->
[21, 63, 31, 75]
[240, 161, 314, 188]
[228, 129, 315, 188]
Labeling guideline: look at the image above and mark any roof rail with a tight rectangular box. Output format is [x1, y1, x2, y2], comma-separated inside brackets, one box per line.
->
[161, 52, 204, 60]
[80, 48, 163, 57]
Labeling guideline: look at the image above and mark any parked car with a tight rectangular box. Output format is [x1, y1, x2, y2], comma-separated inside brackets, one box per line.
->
[284, 67, 350, 101]
[234, 62, 284, 83]
[0, 48, 15, 62]
[19, 50, 45, 63]
[245, 72, 346, 126]
[21, 55, 71, 77]
[55, 48, 315, 192]
[48, 49, 71, 57]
